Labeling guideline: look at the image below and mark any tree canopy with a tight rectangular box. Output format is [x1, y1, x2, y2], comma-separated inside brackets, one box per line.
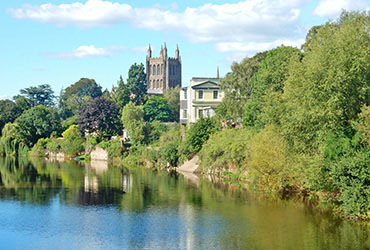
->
[15, 84, 55, 108]
[126, 63, 147, 105]
[60, 78, 102, 117]
[121, 102, 145, 145]
[0, 100, 21, 136]
[77, 96, 121, 138]
[15, 105, 61, 146]
[143, 95, 171, 122]
[164, 86, 180, 122]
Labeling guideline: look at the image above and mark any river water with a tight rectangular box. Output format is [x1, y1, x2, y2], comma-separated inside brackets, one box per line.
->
[0, 157, 368, 250]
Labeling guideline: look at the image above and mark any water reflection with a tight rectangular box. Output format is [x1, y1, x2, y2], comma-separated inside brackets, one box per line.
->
[0, 157, 368, 250]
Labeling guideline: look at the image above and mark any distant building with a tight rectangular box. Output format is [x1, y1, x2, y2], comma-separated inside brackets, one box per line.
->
[146, 43, 182, 95]
[180, 74, 224, 124]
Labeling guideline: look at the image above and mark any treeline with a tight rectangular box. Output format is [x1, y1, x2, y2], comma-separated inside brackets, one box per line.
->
[127, 11, 370, 220]
[0, 63, 180, 158]
[199, 11, 369, 219]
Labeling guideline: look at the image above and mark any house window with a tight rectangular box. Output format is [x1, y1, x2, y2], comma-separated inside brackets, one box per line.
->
[213, 90, 218, 99]
[184, 91, 187, 99]
[198, 90, 203, 99]
[183, 109, 187, 118]
[198, 110, 203, 118]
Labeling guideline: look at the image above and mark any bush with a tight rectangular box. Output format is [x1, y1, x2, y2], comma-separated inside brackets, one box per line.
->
[98, 139, 126, 159]
[246, 125, 296, 192]
[185, 118, 219, 156]
[61, 125, 85, 157]
[199, 128, 255, 174]
[158, 125, 182, 167]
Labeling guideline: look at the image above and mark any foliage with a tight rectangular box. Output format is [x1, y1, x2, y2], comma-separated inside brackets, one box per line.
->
[60, 78, 102, 117]
[46, 138, 63, 153]
[280, 11, 370, 152]
[143, 120, 168, 145]
[14, 96, 32, 113]
[15, 84, 55, 108]
[244, 46, 302, 128]
[15, 105, 61, 146]
[322, 131, 370, 218]
[98, 138, 126, 159]
[218, 51, 267, 121]
[29, 138, 50, 157]
[143, 95, 171, 122]
[164, 86, 180, 122]
[158, 125, 182, 167]
[126, 63, 147, 105]
[61, 125, 85, 157]
[246, 125, 296, 192]
[78, 96, 122, 138]
[185, 118, 219, 155]
[0, 123, 22, 156]
[0, 100, 21, 136]
[121, 102, 145, 145]
[111, 75, 130, 112]
[199, 128, 255, 173]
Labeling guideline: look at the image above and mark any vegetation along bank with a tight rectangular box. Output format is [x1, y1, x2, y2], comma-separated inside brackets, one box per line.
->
[0, 11, 369, 220]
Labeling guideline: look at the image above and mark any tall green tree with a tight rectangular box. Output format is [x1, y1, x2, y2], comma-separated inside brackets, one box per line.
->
[0, 100, 21, 136]
[60, 78, 102, 117]
[77, 96, 121, 138]
[15, 84, 55, 108]
[121, 102, 145, 145]
[111, 75, 130, 111]
[126, 63, 147, 105]
[281, 11, 370, 152]
[143, 96, 171, 122]
[164, 86, 180, 122]
[244, 46, 302, 128]
[15, 105, 61, 146]
[218, 51, 267, 121]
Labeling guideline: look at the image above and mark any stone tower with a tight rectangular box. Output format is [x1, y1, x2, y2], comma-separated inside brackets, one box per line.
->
[146, 43, 182, 95]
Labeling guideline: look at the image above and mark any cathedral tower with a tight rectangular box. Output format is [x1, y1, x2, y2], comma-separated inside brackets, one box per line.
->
[146, 43, 182, 95]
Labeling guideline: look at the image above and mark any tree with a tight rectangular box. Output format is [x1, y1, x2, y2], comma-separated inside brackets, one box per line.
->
[244, 46, 302, 128]
[218, 51, 267, 121]
[15, 84, 55, 108]
[143, 95, 171, 122]
[15, 105, 61, 146]
[111, 75, 130, 112]
[121, 102, 145, 145]
[60, 78, 102, 117]
[77, 96, 121, 138]
[186, 118, 219, 155]
[281, 11, 370, 152]
[126, 63, 147, 105]
[0, 100, 21, 136]
[164, 86, 180, 122]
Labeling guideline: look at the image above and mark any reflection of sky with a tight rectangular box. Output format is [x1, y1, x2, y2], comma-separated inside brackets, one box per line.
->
[0, 199, 228, 250]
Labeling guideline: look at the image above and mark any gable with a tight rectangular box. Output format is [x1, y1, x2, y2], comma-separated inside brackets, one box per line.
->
[192, 80, 219, 89]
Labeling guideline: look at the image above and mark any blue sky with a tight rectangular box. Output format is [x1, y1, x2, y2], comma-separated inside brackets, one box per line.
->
[0, 0, 369, 99]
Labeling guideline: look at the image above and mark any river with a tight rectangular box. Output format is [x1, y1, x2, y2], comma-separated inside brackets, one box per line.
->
[0, 157, 368, 250]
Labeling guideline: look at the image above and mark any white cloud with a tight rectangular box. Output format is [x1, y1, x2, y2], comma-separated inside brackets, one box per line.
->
[313, 0, 369, 18]
[0, 95, 9, 100]
[8, 0, 310, 57]
[51, 45, 124, 59]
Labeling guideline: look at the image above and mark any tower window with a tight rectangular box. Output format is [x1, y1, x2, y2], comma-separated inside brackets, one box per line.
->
[158, 64, 160, 75]
[198, 90, 203, 99]
[153, 65, 156, 75]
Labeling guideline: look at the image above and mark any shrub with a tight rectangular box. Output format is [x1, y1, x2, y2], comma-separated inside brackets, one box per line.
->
[185, 118, 219, 156]
[245, 125, 295, 192]
[61, 125, 85, 157]
[199, 128, 255, 174]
